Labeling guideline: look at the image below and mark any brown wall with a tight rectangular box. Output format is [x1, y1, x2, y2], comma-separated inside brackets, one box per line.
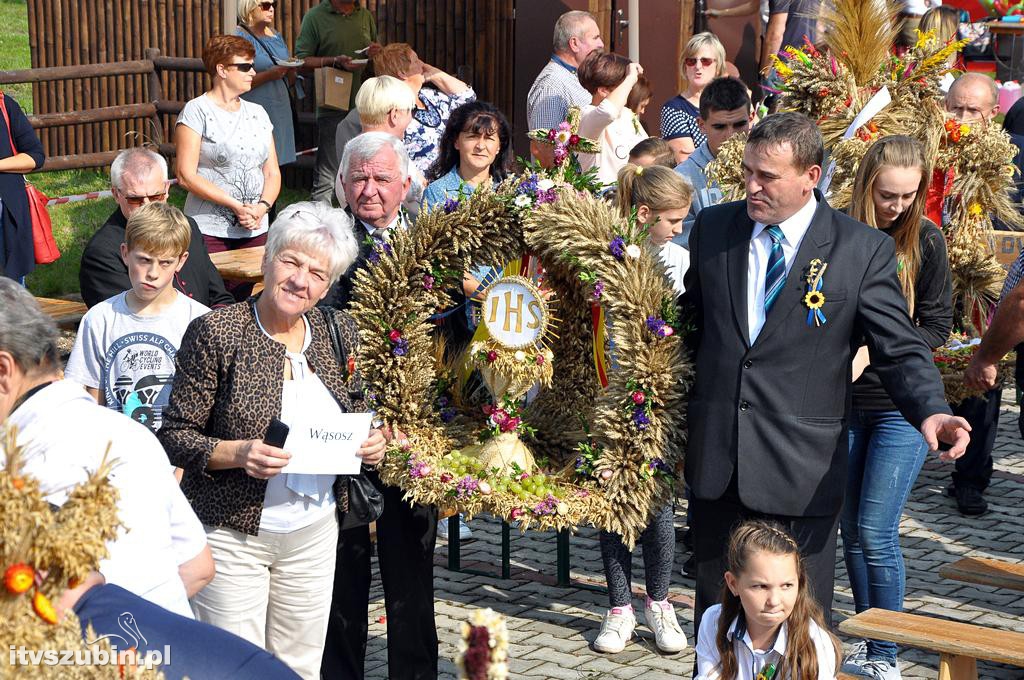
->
[24, 0, 514, 164]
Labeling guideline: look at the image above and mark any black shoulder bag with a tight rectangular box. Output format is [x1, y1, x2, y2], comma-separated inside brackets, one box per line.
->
[319, 306, 384, 530]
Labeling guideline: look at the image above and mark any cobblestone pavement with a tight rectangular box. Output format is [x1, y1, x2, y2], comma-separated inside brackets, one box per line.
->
[361, 395, 1024, 679]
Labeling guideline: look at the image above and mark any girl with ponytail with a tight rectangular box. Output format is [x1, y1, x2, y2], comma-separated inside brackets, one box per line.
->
[695, 520, 840, 680]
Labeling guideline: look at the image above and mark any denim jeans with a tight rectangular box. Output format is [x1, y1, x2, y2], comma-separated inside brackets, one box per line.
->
[841, 409, 928, 664]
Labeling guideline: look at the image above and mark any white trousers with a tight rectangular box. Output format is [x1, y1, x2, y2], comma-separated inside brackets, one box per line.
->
[192, 512, 338, 680]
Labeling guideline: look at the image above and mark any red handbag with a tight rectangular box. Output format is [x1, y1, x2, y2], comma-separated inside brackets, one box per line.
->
[0, 92, 59, 265]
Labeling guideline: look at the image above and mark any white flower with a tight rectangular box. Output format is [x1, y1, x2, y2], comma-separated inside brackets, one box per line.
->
[625, 244, 642, 258]
[544, 348, 554, 360]
[514, 194, 532, 208]
[514, 350, 526, 362]
[554, 129, 571, 145]
[537, 178, 555, 191]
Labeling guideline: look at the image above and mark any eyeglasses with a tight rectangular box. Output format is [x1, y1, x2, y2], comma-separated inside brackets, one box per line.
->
[684, 57, 716, 68]
[224, 62, 256, 73]
[259, 2, 275, 9]
[121, 192, 168, 207]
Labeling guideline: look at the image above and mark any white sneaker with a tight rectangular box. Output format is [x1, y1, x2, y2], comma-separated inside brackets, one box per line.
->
[593, 607, 636, 653]
[841, 640, 869, 673]
[436, 516, 473, 541]
[645, 600, 687, 653]
[847, 659, 903, 680]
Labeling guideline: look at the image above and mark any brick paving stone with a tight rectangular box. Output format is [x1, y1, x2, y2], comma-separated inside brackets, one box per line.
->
[359, 394, 1024, 679]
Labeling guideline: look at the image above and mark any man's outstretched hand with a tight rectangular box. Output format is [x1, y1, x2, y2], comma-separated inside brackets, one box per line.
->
[920, 413, 972, 461]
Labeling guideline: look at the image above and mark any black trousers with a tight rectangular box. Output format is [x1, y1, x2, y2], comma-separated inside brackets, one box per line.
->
[951, 387, 1002, 492]
[321, 470, 438, 680]
[690, 474, 840, 640]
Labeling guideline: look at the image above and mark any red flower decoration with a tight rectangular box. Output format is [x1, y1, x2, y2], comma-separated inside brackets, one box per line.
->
[631, 391, 645, 405]
[486, 350, 497, 363]
[388, 329, 402, 343]
[535, 354, 545, 365]
[569, 134, 580, 145]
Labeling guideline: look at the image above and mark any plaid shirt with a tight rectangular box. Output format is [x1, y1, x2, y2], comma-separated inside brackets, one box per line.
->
[526, 55, 592, 131]
[1001, 247, 1024, 300]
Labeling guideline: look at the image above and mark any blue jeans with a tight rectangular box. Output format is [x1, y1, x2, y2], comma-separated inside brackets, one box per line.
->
[841, 409, 928, 664]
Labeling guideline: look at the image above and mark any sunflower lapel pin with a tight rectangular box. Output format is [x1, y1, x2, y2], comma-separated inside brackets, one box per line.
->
[804, 259, 828, 327]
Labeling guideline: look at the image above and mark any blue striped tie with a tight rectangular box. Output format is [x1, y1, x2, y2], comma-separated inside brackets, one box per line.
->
[763, 225, 786, 314]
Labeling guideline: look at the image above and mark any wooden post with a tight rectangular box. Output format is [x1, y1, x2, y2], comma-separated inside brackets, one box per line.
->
[224, 0, 238, 33]
[145, 47, 165, 145]
[937, 653, 979, 680]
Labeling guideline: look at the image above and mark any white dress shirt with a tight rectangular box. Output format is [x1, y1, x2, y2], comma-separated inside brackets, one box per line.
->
[747, 195, 818, 344]
[695, 604, 837, 680]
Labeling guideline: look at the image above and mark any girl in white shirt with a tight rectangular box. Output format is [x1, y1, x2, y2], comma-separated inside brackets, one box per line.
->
[695, 520, 840, 680]
[616, 163, 693, 294]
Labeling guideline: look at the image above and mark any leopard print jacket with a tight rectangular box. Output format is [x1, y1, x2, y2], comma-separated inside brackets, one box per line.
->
[157, 299, 365, 535]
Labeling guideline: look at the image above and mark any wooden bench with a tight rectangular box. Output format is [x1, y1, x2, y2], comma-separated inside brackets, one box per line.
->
[939, 556, 1024, 592]
[36, 297, 87, 329]
[209, 246, 265, 284]
[839, 608, 1024, 680]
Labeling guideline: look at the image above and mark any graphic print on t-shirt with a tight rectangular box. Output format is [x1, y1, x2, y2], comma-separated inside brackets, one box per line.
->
[100, 332, 178, 432]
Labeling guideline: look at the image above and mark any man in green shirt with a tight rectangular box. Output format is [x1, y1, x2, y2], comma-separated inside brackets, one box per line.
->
[295, 0, 380, 203]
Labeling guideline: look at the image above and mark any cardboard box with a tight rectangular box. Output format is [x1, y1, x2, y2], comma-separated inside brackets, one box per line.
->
[315, 67, 353, 111]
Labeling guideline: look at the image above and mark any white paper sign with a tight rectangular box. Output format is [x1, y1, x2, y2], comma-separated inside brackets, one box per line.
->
[283, 411, 373, 475]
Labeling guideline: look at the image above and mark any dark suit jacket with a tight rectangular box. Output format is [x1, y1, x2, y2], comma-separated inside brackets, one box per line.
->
[79, 209, 234, 309]
[681, 196, 951, 517]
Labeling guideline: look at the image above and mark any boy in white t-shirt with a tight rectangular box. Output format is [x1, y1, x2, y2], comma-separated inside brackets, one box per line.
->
[67, 201, 211, 433]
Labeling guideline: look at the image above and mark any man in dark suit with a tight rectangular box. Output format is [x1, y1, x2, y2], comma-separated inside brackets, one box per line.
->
[321, 131, 439, 680]
[79, 148, 233, 309]
[681, 113, 971, 633]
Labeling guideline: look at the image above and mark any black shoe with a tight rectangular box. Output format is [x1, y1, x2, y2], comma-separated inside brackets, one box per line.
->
[682, 528, 693, 551]
[945, 484, 956, 498]
[954, 486, 988, 516]
[680, 555, 696, 579]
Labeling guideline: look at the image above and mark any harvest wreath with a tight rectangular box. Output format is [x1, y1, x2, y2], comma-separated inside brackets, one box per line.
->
[349, 174, 691, 547]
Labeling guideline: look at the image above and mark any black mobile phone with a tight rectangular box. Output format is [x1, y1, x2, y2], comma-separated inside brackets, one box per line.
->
[264, 418, 290, 448]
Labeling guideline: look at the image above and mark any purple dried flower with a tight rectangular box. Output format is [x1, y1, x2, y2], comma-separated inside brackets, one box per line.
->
[443, 197, 459, 214]
[649, 458, 670, 473]
[455, 475, 479, 499]
[409, 459, 431, 479]
[632, 408, 651, 430]
[532, 493, 559, 516]
[536, 188, 557, 205]
[440, 407, 457, 423]
[392, 338, 409, 357]
[517, 174, 539, 196]
[553, 145, 569, 165]
[367, 250, 380, 265]
[646, 316, 666, 334]
[423, 274, 435, 290]
[609, 236, 626, 260]
[592, 280, 605, 300]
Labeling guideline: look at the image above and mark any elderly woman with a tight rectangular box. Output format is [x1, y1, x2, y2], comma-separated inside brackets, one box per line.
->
[659, 32, 726, 164]
[157, 202, 384, 680]
[576, 52, 649, 187]
[372, 42, 475, 173]
[175, 34, 281, 300]
[236, 0, 297, 167]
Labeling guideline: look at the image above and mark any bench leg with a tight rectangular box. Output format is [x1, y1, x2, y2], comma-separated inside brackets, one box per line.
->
[501, 520, 511, 580]
[556, 529, 570, 586]
[446, 514, 460, 571]
[937, 653, 978, 680]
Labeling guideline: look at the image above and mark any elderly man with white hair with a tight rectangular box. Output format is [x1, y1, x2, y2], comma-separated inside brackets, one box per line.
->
[157, 200, 385, 680]
[79, 147, 233, 309]
[322, 131, 439, 680]
[333, 76, 425, 213]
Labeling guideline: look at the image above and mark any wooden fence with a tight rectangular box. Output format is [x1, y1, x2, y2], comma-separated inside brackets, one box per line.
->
[24, 0, 515, 164]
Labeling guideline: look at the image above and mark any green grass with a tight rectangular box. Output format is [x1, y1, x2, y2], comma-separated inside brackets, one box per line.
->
[1, 0, 307, 296]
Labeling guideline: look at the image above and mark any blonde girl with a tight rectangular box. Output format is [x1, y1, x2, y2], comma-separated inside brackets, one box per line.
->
[842, 135, 952, 680]
[695, 520, 840, 680]
[616, 163, 694, 293]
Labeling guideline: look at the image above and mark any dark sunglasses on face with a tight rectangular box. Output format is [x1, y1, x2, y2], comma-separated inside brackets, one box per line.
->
[684, 57, 715, 68]
[122, 192, 168, 207]
[225, 62, 256, 72]
[260, 1, 275, 9]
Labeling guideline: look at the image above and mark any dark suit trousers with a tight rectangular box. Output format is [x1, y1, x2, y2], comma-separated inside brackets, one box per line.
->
[321, 470, 438, 680]
[690, 474, 840, 639]
[951, 388, 1002, 492]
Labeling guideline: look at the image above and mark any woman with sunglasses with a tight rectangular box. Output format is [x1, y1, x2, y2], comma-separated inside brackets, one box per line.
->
[659, 32, 726, 165]
[236, 0, 296, 168]
[175, 34, 281, 301]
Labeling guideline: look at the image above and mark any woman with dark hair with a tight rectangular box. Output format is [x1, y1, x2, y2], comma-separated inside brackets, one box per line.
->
[422, 100, 512, 209]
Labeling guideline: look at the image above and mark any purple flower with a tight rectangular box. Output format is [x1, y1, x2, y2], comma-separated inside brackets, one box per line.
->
[646, 316, 672, 337]
[443, 198, 459, 214]
[535, 188, 557, 205]
[368, 250, 380, 265]
[437, 396, 449, 408]
[592, 280, 605, 301]
[532, 493, 559, 516]
[609, 236, 626, 260]
[392, 338, 409, 357]
[423, 274, 435, 290]
[517, 175, 539, 196]
[553, 146, 569, 165]
[409, 459, 431, 479]
[649, 458, 670, 473]
[440, 407, 457, 423]
[632, 408, 651, 430]
[455, 475, 479, 499]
